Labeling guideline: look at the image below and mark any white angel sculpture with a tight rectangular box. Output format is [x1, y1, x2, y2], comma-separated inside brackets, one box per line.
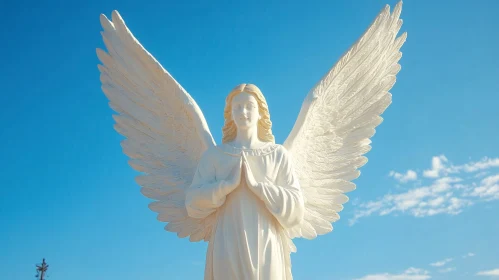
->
[97, 2, 406, 279]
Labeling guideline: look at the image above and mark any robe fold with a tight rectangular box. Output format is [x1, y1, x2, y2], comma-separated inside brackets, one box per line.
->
[185, 143, 305, 280]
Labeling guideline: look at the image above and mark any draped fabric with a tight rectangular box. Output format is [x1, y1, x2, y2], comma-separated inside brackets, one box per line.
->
[185, 143, 305, 280]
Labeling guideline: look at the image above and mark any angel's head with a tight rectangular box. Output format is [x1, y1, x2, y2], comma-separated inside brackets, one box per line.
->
[222, 83, 275, 144]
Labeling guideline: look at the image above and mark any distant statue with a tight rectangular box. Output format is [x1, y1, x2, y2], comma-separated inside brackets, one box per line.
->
[96, 1, 406, 279]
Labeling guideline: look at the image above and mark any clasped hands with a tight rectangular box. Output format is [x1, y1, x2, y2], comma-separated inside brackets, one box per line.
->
[223, 152, 263, 193]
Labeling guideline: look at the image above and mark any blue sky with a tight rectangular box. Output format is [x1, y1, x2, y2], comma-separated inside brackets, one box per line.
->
[1, 0, 498, 279]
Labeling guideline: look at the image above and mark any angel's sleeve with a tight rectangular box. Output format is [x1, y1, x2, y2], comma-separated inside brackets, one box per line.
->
[185, 150, 231, 219]
[250, 147, 305, 228]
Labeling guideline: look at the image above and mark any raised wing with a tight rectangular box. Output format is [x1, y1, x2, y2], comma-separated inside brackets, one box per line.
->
[284, 1, 407, 239]
[97, 11, 216, 241]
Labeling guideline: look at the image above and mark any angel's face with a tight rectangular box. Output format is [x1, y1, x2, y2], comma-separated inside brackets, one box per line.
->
[231, 92, 261, 130]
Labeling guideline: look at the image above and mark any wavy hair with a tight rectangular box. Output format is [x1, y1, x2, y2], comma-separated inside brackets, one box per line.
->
[222, 83, 275, 144]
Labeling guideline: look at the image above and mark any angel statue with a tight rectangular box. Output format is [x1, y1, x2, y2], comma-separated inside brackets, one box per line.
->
[96, 1, 406, 279]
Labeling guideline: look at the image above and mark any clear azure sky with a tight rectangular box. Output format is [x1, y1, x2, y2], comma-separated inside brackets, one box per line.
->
[1, 0, 498, 279]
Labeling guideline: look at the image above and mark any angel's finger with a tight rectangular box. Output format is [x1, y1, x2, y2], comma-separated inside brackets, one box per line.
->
[244, 160, 253, 175]
[242, 160, 250, 173]
[239, 161, 246, 179]
[240, 154, 245, 168]
[238, 161, 244, 179]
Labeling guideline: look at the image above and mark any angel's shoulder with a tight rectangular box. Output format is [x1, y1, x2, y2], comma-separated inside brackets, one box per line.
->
[200, 144, 223, 159]
[274, 143, 291, 153]
[272, 144, 293, 161]
[274, 144, 300, 167]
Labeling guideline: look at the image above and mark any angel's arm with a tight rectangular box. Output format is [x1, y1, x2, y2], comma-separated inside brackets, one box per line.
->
[245, 148, 305, 228]
[185, 150, 234, 219]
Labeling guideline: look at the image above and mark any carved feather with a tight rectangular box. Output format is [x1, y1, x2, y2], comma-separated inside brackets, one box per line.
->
[284, 1, 407, 239]
[97, 10, 216, 242]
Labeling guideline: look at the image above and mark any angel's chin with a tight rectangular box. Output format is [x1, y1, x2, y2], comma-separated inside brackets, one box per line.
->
[234, 123, 258, 130]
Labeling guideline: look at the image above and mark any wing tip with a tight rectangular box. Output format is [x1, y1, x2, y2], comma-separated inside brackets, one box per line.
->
[391, 0, 403, 12]
[382, 4, 390, 15]
[401, 31, 408, 40]
[111, 10, 121, 18]
[96, 47, 107, 58]
[111, 10, 125, 26]
[99, 13, 115, 31]
[99, 13, 108, 21]
[148, 200, 161, 212]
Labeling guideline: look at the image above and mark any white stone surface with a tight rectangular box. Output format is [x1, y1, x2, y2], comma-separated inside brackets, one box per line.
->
[97, 1, 406, 279]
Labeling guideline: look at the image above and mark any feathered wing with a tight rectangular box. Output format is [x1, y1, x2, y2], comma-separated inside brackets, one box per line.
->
[283, 1, 407, 239]
[97, 11, 217, 242]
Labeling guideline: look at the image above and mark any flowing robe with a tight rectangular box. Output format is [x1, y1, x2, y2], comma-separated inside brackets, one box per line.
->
[185, 143, 305, 280]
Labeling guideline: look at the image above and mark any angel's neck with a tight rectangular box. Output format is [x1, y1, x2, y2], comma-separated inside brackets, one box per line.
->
[233, 127, 263, 149]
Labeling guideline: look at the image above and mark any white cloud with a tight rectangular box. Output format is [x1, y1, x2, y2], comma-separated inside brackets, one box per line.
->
[354, 267, 431, 280]
[349, 155, 499, 225]
[468, 175, 499, 201]
[424, 155, 448, 178]
[477, 268, 499, 276]
[430, 258, 453, 267]
[455, 158, 499, 173]
[389, 170, 418, 183]
[423, 156, 499, 178]
[475, 171, 489, 178]
[349, 177, 473, 225]
[438, 267, 456, 273]
[462, 252, 476, 258]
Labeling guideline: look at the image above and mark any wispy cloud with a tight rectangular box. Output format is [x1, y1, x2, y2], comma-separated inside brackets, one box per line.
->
[353, 267, 431, 280]
[350, 176, 473, 225]
[423, 155, 449, 178]
[462, 252, 476, 258]
[389, 169, 418, 183]
[466, 174, 499, 201]
[430, 258, 453, 267]
[424, 155, 499, 178]
[349, 156, 499, 225]
[477, 268, 499, 276]
[438, 267, 456, 273]
[475, 172, 489, 178]
[353, 252, 475, 279]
